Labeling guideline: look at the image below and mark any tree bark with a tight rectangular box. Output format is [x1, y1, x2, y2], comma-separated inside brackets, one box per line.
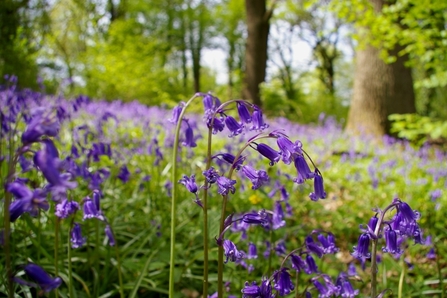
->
[346, 0, 415, 136]
[242, 0, 274, 107]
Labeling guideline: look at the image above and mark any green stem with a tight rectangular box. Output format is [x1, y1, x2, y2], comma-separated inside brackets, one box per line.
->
[68, 221, 74, 298]
[370, 238, 378, 298]
[54, 218, 60, 298]
[94, 220, 100, 297]
[295, 273, 300, 298]
[4, 190, 13, 298]
[114, 241, 124, 298]
[3, 133, 20, 298]
[169, 95, 199, 297]
[202, 127, 213, 296]
[398, 258, 405, 298]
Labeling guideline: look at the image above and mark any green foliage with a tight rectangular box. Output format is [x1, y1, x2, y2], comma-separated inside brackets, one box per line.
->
[331, 0, 447, 89]
[389, 113, 447, 146]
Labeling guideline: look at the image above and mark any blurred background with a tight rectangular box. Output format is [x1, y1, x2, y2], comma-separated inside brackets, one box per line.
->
[1, 0, 446, 138]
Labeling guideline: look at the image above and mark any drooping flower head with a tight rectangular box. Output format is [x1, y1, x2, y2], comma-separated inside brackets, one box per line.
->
[8, 182, 49, 222]
[22, 108, 60, 144]
[273, 268, 294, 296]
[14, 263, 62, 292]
[223, 239, 245, 263]
[217, 176, 237, 196]
[237, 101, 252, 124]
[309, 171, 327, 201]
[293, 155, 315, 184]
[256, 143, 280, 166]
[105, 224, 115, 246]
[71, 223, 86, 248]
[241, 165, 270, 190]
[225, 116, 244, 137]
[351, 233, 371, 260]
[251, 106, 268, 131]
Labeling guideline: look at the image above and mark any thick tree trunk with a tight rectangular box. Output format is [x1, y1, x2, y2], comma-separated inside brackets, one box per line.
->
[346, 0, 415, 136]
[243, 0, 273, 107]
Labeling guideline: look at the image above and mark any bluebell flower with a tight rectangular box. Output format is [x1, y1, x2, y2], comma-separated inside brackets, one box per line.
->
[242, 279, 274, 298]
[241, 165, 269, 190]
[105, 225, 115, 246]
[213, 153, 245, 170]
[217, 176, 237, 195]
[317, 233, 338, 254]
[272, 201, 286, 229]
[242, 279, 273, 298]
[179, 175, 199, 194]
[290, 254, 309, 273]
[203, 167, 220, 184]
[223, 239, 245, 263]
[382, 228, 402, 257]
[351, 233, 371, 260]
[71, 223, 86, 248]
[242, 210, 269, 227]
[276, 137, 302, 165]
[347, 263, 357, 276]
[82, 197, 105, 221]
[427, 247, 436, 259]
[309, 171, 326, 201]
[256, 143, 280, 166]
[305, 254, 319, 274]
[225, 116, 244, 137]
[237, 102, 252, 123]
[55, 199, 80, 219]
[19, 155, 33, 172]
[275, 240, 287, 256]
[8, 183, 49, 222]
[21, 108, 60, 144]
[168, 102, 184, 124]
[251, 107, 268, 131]
[305, 236, 324, 258]
[182, 121, 197, 147]
[361, 216, 378, 235]
[273, 268, 294, 296]
[293, 155, 315, 184]
[247, 242, 258, 259]
[336, 273, 359, 297]
[207, 116, 225, 134]
[14, 263, 62, 292]
[396, 200, 420, 222]
[118, 165, 130, 183]
[34, 140, 77, 200]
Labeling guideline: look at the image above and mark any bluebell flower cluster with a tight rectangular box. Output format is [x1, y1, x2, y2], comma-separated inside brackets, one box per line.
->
[352, 198, 424, 264]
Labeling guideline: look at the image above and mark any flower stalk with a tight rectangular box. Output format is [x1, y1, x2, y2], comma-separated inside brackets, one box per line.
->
[169, 94, 199, 297]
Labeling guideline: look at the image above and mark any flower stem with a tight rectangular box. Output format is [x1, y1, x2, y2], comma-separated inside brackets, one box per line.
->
[202, 127, 213, 296]
[370, 238, 378, 298]
[295, 273, 300, 298]
[114, 241, 124, 298]
[398, 258, 405, 298]
[3, 135, 20, 298]
[68, 221, 74, 298]
[54, 217, 60, 298]
[169, 95, 199, 297]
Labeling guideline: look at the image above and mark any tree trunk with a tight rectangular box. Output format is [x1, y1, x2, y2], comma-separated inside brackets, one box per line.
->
[346, 0, 415, 136]
[242, 0, 273, 107]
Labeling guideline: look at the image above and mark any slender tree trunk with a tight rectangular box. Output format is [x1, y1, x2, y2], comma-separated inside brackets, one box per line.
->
[346, 0, 415, 136]
[242, 0, 274, 107]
